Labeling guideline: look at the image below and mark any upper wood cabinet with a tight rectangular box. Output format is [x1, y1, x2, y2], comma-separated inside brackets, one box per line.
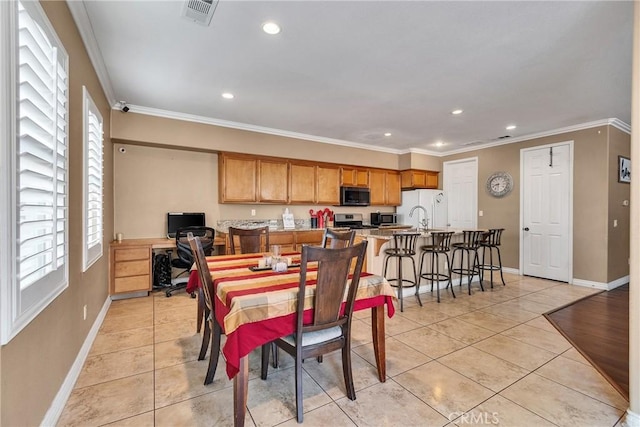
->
[369, 169, 401, 206]
[219, 154, 257, 203]
[258, 159, 288, 203]
[289, 163, 317, 204]
[341, 167, 369, 187]
[400, 169, 439, 190]
[317, 165, 341, 205]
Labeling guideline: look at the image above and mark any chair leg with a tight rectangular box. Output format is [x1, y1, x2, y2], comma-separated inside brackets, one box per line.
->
[198, 307, 211, 360]
[295, 354, 304, 423]
[196, 289, 204, 333]
[466, 249, 473, 295]
[261, 343, 271, 380]
[445, 253, 455, 299]
[342, 342, 356, 400]
[204, 319, 222, 385]
[474, 250, 484, 292]
[272, 342, 279, 368]
[496, 246, 507, 286]
[411, 257, 422, 307]
[397, 255, 404, 312]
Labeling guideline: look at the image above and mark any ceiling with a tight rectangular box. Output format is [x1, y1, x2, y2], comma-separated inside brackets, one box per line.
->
[71, 0, 634, 155]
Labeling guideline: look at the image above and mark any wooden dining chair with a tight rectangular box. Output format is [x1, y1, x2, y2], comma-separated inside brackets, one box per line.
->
[197, 225, 270, 334]
[260, 241, 368, 423]
[228, 226, 270, 254]
[321, 228, 356, 248]
[188, 233, 223, 385]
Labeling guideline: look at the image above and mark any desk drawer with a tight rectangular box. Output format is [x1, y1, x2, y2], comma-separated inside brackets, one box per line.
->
[114, 275, 150, 293]
[115, 248, 149, 262]
[115, 260, 150, 277]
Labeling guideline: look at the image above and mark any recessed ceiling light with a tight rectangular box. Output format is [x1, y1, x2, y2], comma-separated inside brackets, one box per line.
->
[451, 109, 463, 115]
[434, 141, 445, 147]
[384, 132, 392, 137]
[506, 124, 517, 130]
[222, 92, 234, 99]
[262, 22, 281, 35]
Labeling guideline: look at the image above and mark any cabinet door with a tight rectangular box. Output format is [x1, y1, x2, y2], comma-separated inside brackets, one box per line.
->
[386, 171, 402, 205]
[401, 169, 439, 190]
[425, 171, 439, 189]
[289, 163, 317, 204]
[369, 169, 386, 206]
[294, 230, 324, 249]
[220, 155, 257, 203]
[317, 166, 340, 205]
[341, 167, 368, 187]
[258, 159, 288, 203]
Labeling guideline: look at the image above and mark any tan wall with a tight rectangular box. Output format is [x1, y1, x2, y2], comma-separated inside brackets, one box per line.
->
[0, 2, 113, 425]
[608, 126, 632, 282]
[114, 144, 398, 238]
[443, 125, 628, 284]
[111, 112, 402, 169]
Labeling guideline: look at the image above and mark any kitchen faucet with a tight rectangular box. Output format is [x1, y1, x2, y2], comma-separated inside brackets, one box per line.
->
[409, 205, 429, 230]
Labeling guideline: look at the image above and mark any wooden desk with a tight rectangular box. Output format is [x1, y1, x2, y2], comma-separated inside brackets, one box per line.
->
[188, 252, 396, 426]
[109, 237, 225, 297]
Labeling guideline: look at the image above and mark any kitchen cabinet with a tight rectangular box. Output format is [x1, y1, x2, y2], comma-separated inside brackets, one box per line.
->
[258, 159, 288, 203]
[294, 229, 324, 249]
[401, 169, 439, 190]
[369, 169, 401, 206]
[341, 167, 369, 187]
[219, 154, 257, 203]
[289, 162, 317, 204]
[317, 165, 341, 205]
[269, 231, 295, 253]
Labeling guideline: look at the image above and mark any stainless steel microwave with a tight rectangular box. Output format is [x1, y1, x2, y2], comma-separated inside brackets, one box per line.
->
[340, 186, 370, 206]
[371, 212, 397, 226]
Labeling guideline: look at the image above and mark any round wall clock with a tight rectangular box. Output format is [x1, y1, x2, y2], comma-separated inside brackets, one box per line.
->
[486, 171, 513, 197]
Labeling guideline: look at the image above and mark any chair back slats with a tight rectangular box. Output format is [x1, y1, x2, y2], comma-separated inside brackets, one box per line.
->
[321, 228, 356, 249]
[431, 231, 454, 251]
[489, 228, 504, 246]
[391, 232, 420, 255]
[460, 230, 483, 249]
[228, 226, 270, 254]
[297, 242, 367, 336]
[188, 233, 215, 313]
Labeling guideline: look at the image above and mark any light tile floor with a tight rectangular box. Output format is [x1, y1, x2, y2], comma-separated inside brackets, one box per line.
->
[57, 273, 629, 426]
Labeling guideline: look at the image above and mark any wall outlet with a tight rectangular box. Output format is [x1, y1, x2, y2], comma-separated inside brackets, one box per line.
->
[251, 209, 256, 216]
[83, 304, 87, 320]
[613, 219, 618, 227]
[478, 210, 484, 217]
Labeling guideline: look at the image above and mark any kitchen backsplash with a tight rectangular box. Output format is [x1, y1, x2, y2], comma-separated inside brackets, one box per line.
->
[217, 218, 310, 232]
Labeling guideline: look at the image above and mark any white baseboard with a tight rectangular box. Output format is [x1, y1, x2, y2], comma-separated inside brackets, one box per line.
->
[621, 409, 640, 427]
[572, 275, 629, 291]
[502, 267, 519, 275]
[41, 296, 111, 426]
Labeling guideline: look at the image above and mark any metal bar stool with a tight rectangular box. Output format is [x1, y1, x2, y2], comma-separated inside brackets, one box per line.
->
[477, 228, 507, 288]
[382, 232, 421, 312]
[417, 231, 455, 303]
[450, 230, 484, 295]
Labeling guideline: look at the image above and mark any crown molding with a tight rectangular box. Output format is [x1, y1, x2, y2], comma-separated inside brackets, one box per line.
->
[66, 0, 116, 106]
[123, 104, 403, 155]
[441, 118, 631, 157]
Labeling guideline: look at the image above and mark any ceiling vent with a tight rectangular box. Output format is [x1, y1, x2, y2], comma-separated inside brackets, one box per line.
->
[181, 0, 218, 26]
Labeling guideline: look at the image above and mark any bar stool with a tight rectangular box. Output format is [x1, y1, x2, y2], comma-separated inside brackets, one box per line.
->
[450, 230, 484, 295]
[382, 232, 421, 312]
[477, 228, 506, 288]
[417, 231, 455, 303]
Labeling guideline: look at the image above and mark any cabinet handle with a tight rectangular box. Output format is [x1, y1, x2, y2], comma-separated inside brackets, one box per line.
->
[523, 227, 530, 231]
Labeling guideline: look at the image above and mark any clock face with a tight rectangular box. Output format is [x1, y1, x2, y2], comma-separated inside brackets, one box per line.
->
[486, 172, 513, 197]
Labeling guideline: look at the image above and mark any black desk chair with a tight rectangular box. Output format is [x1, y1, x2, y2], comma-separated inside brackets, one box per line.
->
[165, 226, 215, 297]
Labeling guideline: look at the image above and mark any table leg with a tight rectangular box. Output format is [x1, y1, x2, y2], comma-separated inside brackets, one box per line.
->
[233, 356, 249, 427]
[371, 306, 386, 382]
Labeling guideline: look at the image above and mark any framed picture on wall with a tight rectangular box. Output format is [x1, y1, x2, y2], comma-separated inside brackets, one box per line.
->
[618, 156, 631, 183]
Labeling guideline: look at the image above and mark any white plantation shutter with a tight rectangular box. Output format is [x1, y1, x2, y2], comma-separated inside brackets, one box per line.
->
[0, 1, 69, 344]
[83, 87, 103, 270]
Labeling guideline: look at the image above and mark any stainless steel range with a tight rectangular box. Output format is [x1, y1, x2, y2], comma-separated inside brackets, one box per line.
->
[333, 213, 376, 229]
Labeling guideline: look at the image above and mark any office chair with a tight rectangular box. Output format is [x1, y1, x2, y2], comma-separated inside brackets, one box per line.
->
[165, 226, 215, 297]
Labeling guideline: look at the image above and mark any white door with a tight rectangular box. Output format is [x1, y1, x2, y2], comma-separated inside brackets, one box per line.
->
[443, 158, 477, 229]
[521, 143, 572, 281]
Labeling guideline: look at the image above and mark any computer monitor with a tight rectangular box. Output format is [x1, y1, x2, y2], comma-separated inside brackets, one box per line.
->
[167, 212, 206, 238]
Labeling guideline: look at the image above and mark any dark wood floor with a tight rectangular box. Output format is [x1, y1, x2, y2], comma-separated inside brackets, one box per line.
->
[545, 284, 629, 400]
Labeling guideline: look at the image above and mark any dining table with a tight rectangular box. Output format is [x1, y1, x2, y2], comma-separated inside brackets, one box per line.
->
[185, 251, 397, 427]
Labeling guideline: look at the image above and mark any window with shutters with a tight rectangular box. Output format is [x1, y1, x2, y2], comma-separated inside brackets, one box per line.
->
[0, 1, 69, 344]
[82, 87, 103, 271]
